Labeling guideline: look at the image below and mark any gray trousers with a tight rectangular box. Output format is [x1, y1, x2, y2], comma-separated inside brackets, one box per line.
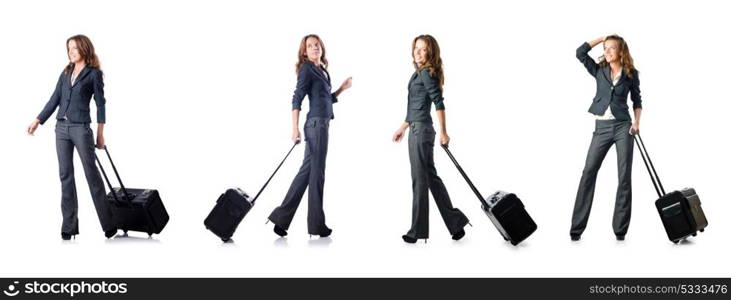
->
[405, 122, 469, 239]
[571, 119, 634, 236]
[268, 117, 330, 235]
[55, 120, 115, 234]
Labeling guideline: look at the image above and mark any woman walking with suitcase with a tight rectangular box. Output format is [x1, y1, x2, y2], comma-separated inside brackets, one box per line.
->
[570, 34, 643, 241]
[26, 35, 118, 240]
[268, 34, 352, 238]
[392, 34, 470, 244]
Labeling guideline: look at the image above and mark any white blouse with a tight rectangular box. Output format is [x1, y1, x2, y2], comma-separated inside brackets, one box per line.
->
[596, 69, 622, 120]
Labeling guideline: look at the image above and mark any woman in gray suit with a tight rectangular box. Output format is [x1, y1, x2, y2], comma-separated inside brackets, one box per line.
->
[393, 35, 469, 244]
[268, 34, 352, 238]
[570, 34, 642, 241]
[26, 35, 117, 240]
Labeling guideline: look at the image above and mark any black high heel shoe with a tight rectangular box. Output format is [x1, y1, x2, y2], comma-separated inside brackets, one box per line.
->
[452, 229, 466, 241]
[274, 225, 288, 237]
[319, 228, 332, 238]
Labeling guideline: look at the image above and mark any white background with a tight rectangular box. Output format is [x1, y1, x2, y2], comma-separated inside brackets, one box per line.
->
[1, 0, 729, 277]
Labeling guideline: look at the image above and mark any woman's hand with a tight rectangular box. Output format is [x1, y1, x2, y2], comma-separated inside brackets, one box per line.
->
[95, 123, 106, 149]
[588, 35, 609, 48]
[629, 122, 640, 135]
[333, 77, 353, 98]
[292, 129, 301, 144]
[96, 133, 105, 149]
[440, 132, 450, 146]
[340, 77, 353, 91]
[393, 128, 406, 143]
[27, 119, 41, 136]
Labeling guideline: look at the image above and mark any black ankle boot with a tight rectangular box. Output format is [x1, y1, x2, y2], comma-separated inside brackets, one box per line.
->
[61, 232, 73, 240]
[570, 234, 581, 241]
[402, 235, 417, 244]
[274, 225, 288, 237]
[452, 229, 466, 241]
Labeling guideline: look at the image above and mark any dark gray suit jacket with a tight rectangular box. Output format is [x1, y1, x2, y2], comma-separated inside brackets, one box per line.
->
[405, 67, 445, 124]
[576, 42, 642, 121]
[292, 61, 338, 120]
[37, 66, 106, 124]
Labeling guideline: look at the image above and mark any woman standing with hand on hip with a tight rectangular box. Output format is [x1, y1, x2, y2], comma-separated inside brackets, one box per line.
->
[26, 35, 117, 240]
[570, 34, 642, 241]
[268, 34, 352, 238]
[393, 35, 469, 244]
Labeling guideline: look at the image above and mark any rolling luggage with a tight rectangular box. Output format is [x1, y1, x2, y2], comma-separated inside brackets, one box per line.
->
[634, 134, 708, 243]
[204, 142, 298, 242]
[95, 146, 169, 237]
[441, 145, 537, 245]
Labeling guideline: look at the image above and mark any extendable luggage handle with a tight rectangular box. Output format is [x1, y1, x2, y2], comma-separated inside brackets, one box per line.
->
[94, 146, 133, 204]
[441, 144, 489, 208]
[251, 141, 300, 204]
[634, 134, 666, 198]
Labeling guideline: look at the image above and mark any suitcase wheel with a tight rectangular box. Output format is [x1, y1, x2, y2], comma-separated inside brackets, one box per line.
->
[673, 240, 679, 244]
[147, 232, 153, 237]
[700, 229, 704, 233]
[221, 238, 230, 243]
[123, 230, 128, 234]
[503, 237, 509, 242]
[692, 233, 697, 237]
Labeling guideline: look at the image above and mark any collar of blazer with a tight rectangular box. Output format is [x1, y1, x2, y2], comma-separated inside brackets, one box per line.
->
[601, 66, 626, 87]
[408, 70, 419, 85]
[69, 66, 93, 87]
[306, 61, 332, 86]
[407, 71, 419, 97]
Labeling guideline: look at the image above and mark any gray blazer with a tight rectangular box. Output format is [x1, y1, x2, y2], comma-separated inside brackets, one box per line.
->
[576, 42, 642, 121]
[405, 68, 444, 124]
[37, 66, 106, 124]
[292, 61, 338, 120]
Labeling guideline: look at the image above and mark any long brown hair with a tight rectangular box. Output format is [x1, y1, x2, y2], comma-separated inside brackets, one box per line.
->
[412, 34, 444, 90]
[63, 34, 101, 74]
[599, 34, 636, 78]
[295, 34, 328, 73]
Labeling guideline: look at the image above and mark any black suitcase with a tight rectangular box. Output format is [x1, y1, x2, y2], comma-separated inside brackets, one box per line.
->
[204, 142, 298, 242]
[634, 134, 708, 243]
[95, 146, 169, 237]
[441, 145, 537, 245]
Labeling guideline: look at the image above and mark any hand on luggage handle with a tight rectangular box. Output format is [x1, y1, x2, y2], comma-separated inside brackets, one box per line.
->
[94, 145, 134, 205]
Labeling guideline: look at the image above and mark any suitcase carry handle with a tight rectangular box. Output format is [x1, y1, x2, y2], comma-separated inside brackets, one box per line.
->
[251, 141, 299, 204]
[441, 144, 489, 208]
[634, 134, 666, 198]
[94, 146, 133, 205]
